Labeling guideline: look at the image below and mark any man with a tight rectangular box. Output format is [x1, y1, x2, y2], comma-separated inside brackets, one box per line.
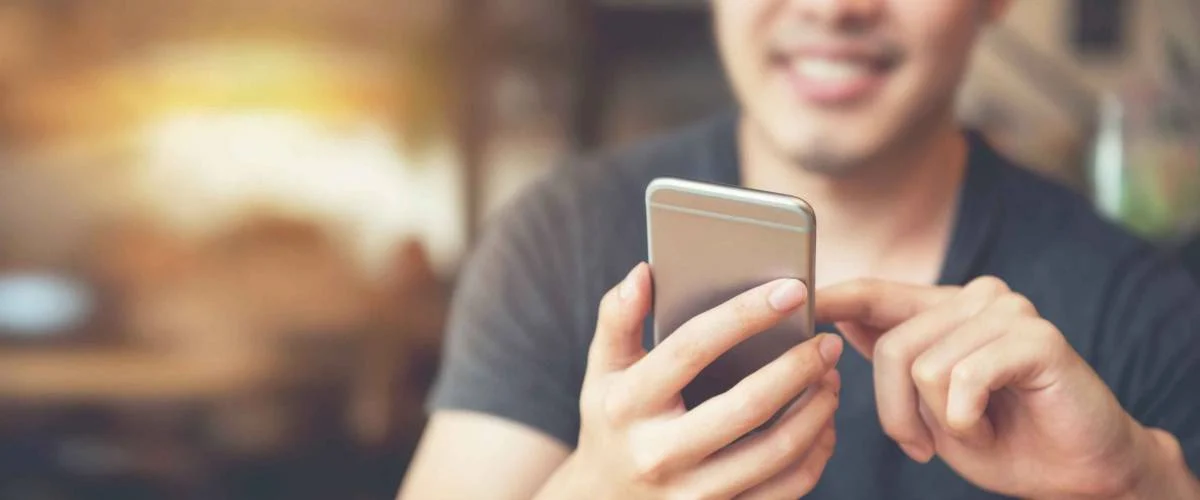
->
[401, 1, 1200, 498]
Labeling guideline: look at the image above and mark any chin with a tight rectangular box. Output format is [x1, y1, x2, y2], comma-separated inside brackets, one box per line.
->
[791, 149, 873, 176]
[764, 122, 881, 175]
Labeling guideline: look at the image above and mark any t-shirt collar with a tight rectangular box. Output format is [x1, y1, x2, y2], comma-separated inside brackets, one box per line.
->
[704, 115, 1004, 287]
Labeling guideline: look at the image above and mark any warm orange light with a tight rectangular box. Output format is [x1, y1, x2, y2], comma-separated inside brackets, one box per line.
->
[119, 40, 400, 123]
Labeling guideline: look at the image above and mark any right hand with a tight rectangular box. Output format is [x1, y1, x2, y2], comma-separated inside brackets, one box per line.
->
[539, 263, 844, 499]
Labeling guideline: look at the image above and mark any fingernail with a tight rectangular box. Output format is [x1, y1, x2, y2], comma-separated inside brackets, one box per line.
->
[818, 334, 844, 365]
[899, 442, 933, 463]
[619, 264, 642, 301]
[768, 279, 807, 312]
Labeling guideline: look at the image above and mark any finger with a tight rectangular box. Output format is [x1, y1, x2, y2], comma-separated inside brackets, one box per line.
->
[669, 336, 843, 462]
[586, 263, 652, 375]
[871, 277, 1008, 462]
[944, 317, 1067, 438]
[910, 292, 1036, 440]
[816, 279, 958, 330]
[622, 279, 808, 413]
[684, 375, 840, 499]
[735, 423, 837, 500]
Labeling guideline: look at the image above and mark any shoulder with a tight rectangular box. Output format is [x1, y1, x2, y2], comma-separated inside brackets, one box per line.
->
[979, 144, 1200, 356]
[485, 115, 736, 253]
[470, 113, 735, 303]
[983, 144, 1161, 279]
[524, 115, 735, 211]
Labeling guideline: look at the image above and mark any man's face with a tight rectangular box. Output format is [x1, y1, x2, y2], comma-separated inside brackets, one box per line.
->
[715, 0, 1002, 174]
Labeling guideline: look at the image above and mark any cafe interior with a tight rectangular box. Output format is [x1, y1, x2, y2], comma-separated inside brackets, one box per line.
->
[0, 0, 1197, 498]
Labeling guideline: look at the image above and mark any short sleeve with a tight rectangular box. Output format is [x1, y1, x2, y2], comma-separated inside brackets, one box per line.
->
[425, 178, 587, 447]
[1097, 254, 1200, 476]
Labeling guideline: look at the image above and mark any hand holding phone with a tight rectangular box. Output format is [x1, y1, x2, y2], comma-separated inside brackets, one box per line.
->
[538, 179, 840, 500]
[538, 263, 842, 500]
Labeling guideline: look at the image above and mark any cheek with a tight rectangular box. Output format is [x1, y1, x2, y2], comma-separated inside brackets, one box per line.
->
[893, 2, 981, 62]
[890, 3, 981, 91]
[713, 0, 776, 31]
[713, 0, 778, 72]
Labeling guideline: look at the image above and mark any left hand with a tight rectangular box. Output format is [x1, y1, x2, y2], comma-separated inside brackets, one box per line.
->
[817, 276, 1168, 499]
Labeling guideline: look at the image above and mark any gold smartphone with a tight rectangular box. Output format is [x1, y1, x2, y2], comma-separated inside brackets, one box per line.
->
[647, 178, 816, 410]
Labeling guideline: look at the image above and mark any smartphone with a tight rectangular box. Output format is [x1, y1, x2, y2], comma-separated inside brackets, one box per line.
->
[646, 178, 816, 410]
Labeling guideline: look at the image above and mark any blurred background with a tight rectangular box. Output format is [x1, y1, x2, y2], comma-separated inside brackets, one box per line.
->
[0, 0, 1195, 498]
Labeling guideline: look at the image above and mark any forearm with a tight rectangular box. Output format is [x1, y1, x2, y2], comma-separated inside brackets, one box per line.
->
[1119, 428, 1200, 500]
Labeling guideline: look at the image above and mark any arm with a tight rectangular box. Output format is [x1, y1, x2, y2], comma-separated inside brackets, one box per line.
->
[396, 178, 591, 497]
[398, 412, 570, 500]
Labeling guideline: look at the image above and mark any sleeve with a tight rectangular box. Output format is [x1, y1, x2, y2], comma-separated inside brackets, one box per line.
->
[1097, 253, 1200, 476]
[425, 178, 587, 447]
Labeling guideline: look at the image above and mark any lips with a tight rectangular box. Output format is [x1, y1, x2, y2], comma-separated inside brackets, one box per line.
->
[771, 45, 898, 106]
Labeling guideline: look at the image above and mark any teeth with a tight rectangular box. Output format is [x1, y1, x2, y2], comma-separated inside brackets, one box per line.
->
[792, 58, 870, 82]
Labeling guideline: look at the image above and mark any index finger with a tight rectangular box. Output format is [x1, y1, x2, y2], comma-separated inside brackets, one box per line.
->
[815, 279, 958, 329]
[618, 278, 809, 414]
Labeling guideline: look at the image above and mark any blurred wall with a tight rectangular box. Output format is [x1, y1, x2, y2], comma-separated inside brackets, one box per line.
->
[962, 0, 1166, 179]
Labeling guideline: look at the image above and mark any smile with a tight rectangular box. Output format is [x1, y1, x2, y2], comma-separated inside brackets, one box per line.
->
[773, 49, 898, 106]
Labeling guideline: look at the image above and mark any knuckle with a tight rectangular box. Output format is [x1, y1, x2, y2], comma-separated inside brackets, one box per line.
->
[950, 362, 980, 388]
[724, 391, 763, 429]
[1028, 318, 1061, 341]
[601, 385, 634, 424]
[911, 358, 946, 388]
[873, 337, 908, 365]
[1028, 319, 1068, 355]
[630, 446, 673, 485]
[968, 276, 1010, 296]
[769, 430, 805, 463]
[845, 278, 876, 297]
[998, 293, 1037, 316]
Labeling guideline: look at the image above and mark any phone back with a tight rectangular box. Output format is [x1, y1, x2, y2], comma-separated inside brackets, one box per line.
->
[647, 178, 816, 409]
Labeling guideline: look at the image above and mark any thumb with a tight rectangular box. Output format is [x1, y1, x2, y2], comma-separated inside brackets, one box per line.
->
[586, 263, 652, 375]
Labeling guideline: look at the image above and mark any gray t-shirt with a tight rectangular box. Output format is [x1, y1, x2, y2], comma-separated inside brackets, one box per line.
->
[428, 115, 1200, 499]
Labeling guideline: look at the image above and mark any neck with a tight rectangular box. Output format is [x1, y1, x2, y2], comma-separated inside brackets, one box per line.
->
[739, 118, 968, 286]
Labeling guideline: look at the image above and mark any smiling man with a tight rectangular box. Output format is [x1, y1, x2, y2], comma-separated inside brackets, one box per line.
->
[400, 1, 1200, 499]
